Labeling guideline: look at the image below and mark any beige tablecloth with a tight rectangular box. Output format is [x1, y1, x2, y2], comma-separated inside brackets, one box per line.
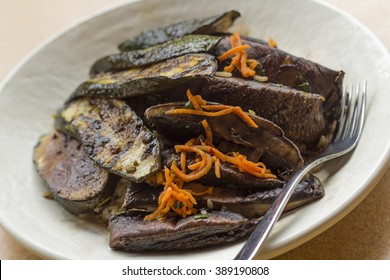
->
[1, 0, 389, 259]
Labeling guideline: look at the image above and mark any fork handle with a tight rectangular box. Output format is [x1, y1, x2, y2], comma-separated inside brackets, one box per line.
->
[234, 163, 315, 260]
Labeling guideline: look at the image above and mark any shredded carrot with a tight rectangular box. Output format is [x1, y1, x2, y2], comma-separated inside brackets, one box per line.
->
[174, 145, 208, 170]
[195, 144, 276, 179]
[185, 186, 214, 196]
[247, 59, 258, 70]
[229, 35, 237, 48]
[144, 166, 201, 221]
[167, 107, 232, 116]
[233, 32, 242, 45]
[144, 90, 276, 221]
[180, 151, 186, 172]
[188, 161, 202, 170]
[164, 166, 173, 185]
[185, 137, 196, 146]
[225, 153, 276, 179]
[171, 152, 213, 182]
[240, 51, 256, 78]
[268, 37, 277, 48]
[201, 119, 213, 145]
[231, 107, 258, 128]
[186, 89, 201, 110]
[194, 95, 207, 107]
[177, 138, 275, 181]
[217, 44, 250, 61]
[167, 106, 258, 128]
[213, 156, 221, 178]
[218, 32, 257, 78]
[193, 145, 228, 162]
[200, 104, 232, 111]
[156, 171, 164, 185]
[224, 54, 241, 73]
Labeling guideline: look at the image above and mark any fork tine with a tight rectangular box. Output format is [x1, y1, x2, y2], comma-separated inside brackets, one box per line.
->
[335, 84, 348, 141]
[235, 80, 367, 260]
[342, 83, 356, 140]
[344, 81, 367, 141]
[335, 81, 367, 141]
[349, 82, 361, 138]
[337, 83, 352, 141]
[355, 80, 367, 139]
[351, 81, 367, 139]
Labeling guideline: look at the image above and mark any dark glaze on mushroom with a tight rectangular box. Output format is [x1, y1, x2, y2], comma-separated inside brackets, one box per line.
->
[145, 101, 304, 179]
[212, 35, 344, 112]
[123, 176, 324, 219]
[109, 210, 255, 252]
[159, 148, 284, 189]
[133, 76, 331, 156]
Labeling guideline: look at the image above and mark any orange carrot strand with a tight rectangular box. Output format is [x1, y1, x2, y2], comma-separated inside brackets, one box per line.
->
[217, 44, 250, 61]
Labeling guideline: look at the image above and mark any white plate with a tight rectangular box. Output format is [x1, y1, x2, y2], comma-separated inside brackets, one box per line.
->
[1, 0, 389, 260]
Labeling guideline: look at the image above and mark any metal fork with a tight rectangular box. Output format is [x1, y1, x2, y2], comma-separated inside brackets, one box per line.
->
[235, 81, 367, 260]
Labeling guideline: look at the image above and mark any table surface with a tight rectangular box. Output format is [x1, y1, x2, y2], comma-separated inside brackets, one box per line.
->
[1, 0, 389, 260]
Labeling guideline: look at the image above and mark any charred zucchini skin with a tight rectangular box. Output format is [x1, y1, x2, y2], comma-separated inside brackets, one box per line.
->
[33, 131, 116, 215]
[118, 10, 240, 51]
[90, 35, 222, 75]
[56, 97, 161, 182]
[69, 53, 217, 101]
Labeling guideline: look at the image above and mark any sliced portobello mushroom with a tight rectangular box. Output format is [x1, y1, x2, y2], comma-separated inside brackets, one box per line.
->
[159, 148, 284, 188]
[118, 10, 240, 51]
[90, 35, 222, 75]
[56, 97, 160, 182]
[122, 182, 162, 213]
[145, 101, 304, 179]
[123, 176, 324, 219]
[212, 35, 344, 111]
[139, 76, 332, 155]
[190, 77, 331, 155]
[33, 131, 116, 215]
[109, 210, 255, 252]
[190, 176, 324, 218]
[69, 53, 217, 101]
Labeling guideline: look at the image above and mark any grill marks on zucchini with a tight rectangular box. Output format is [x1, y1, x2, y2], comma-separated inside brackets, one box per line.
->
[118, 10, 240, 51]
[33, 131, 116, 215]
[56, 97, 161, 182]
[90, 35, 222, 75]
[70, 53, 217, 100]
[32, 10, 344, 253]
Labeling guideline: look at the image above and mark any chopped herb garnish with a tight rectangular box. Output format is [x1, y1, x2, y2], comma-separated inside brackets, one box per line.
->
[296, 75, 312, 92]
[184, 100, 195, 109]
[194, 214, 209, 219]
[95, 196, 111, 208]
